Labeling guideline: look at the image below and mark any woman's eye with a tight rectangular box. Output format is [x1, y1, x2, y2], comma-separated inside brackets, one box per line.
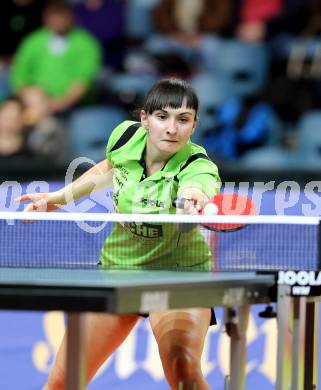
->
[179, 118, 188, 123]
[157, 115, 166, 120]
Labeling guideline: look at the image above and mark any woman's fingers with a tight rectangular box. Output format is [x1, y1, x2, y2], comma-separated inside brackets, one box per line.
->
[189, 193, 207, 212]
[23, 203, 36, 212]
[32, 200, 47, 212]
[178, 188, 209, 214]
[14, 194, 33, 203]
[184, 198, 199, 214]
[13, 192, 59, 223]
[15, 193, 43, 203]
[183, 194, 207, 214]
[14, 193, 50, 212]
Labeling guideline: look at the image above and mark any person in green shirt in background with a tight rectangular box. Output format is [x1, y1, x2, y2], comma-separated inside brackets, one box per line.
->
[11, 0, 102, 115]
[16, 78, 220, 390]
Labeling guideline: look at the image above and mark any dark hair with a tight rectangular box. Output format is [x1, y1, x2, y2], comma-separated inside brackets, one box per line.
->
[43, 0, 72, 14]
[142, 78, 199, 116]
[1, 95, 25, 110]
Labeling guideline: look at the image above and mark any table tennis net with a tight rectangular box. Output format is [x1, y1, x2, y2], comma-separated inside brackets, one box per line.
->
[0, 212, 319, 271]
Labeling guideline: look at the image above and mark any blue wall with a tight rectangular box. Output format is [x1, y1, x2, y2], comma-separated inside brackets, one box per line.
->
[0, 181, 320, 389]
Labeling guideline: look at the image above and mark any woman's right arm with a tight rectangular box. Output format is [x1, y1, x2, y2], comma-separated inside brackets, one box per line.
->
[15, 159, 114, 212]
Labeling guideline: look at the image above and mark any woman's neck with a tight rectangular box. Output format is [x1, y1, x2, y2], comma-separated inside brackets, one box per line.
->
[145, 142, 171, 176]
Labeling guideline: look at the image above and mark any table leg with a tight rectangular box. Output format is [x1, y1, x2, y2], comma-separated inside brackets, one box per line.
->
[228, 305, 250, 390]
[291, 297, 306, 390]
[276, 284, 292, 390]
[66, 312, 86, 390]
[304, 301, 319, 390]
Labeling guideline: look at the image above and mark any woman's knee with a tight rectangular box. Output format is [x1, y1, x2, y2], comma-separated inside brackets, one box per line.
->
[167, 345, 201, 382]
[165, 346, 211, 389]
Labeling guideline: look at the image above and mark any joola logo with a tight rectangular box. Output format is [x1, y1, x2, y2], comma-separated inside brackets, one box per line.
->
[278, 271, 321, 286]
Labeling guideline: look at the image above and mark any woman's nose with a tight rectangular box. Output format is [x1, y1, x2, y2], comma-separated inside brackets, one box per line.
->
[166, 120, 177, 134]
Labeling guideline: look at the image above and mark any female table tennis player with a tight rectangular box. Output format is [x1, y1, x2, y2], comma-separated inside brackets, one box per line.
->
[16, 78, 221, 389]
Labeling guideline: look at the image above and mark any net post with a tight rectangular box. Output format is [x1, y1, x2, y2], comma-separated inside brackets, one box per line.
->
[317, 219, 321, 271]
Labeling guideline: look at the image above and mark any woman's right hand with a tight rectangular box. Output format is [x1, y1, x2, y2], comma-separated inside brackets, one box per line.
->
[15, 191, 65, 212]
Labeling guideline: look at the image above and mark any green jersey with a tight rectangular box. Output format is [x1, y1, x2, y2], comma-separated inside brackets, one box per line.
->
[100, 121, 221, 270]
[11, 28, 101, 97]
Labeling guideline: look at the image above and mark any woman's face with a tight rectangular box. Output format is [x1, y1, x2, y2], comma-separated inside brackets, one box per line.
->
[141, 101, 197, 157]
[0, 101, 24, 135]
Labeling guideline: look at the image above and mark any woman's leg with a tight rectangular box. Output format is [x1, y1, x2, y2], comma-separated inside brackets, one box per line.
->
[43, 313, 140, 390]
[149, 308, 211, 390]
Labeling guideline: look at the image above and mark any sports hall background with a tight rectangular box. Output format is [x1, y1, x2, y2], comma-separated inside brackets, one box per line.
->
[0, 0, 321, 389]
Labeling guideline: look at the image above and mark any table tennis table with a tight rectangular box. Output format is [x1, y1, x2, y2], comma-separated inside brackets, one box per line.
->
[0, 211, 320, 389]
[0, 267, 318, 390]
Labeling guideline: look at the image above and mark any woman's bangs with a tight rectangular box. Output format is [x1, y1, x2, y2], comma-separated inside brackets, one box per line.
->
[144, 81, 198, 114]
[146, 91, 198, 114]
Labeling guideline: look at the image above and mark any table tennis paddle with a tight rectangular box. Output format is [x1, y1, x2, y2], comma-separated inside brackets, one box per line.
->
[200, 193, 256, 232]
[175, 193, 256, 233]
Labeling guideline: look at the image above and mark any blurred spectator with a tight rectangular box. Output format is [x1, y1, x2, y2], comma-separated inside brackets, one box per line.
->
[258, 0, 321, 121]
[0, 0, 44, 64]
[154, 0, 234, 37]
[20, 86, 67, 161]
[235, 0, 321, 47]
[73, 0, 126, 71]
[0, 97, 27, 158]
[259, 0, 318, 41]
[145, 0, 235, 75]
[0, 0, 44, 103]
[10, 0, 102, 115]
[203, 97, 276, 161]
[236, 0, 283, 43]
[266, 0, 321, 69]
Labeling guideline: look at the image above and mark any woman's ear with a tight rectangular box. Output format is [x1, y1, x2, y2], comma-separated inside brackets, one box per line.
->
[191, 116, 198, 134]
[140, 110, 148, 129]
